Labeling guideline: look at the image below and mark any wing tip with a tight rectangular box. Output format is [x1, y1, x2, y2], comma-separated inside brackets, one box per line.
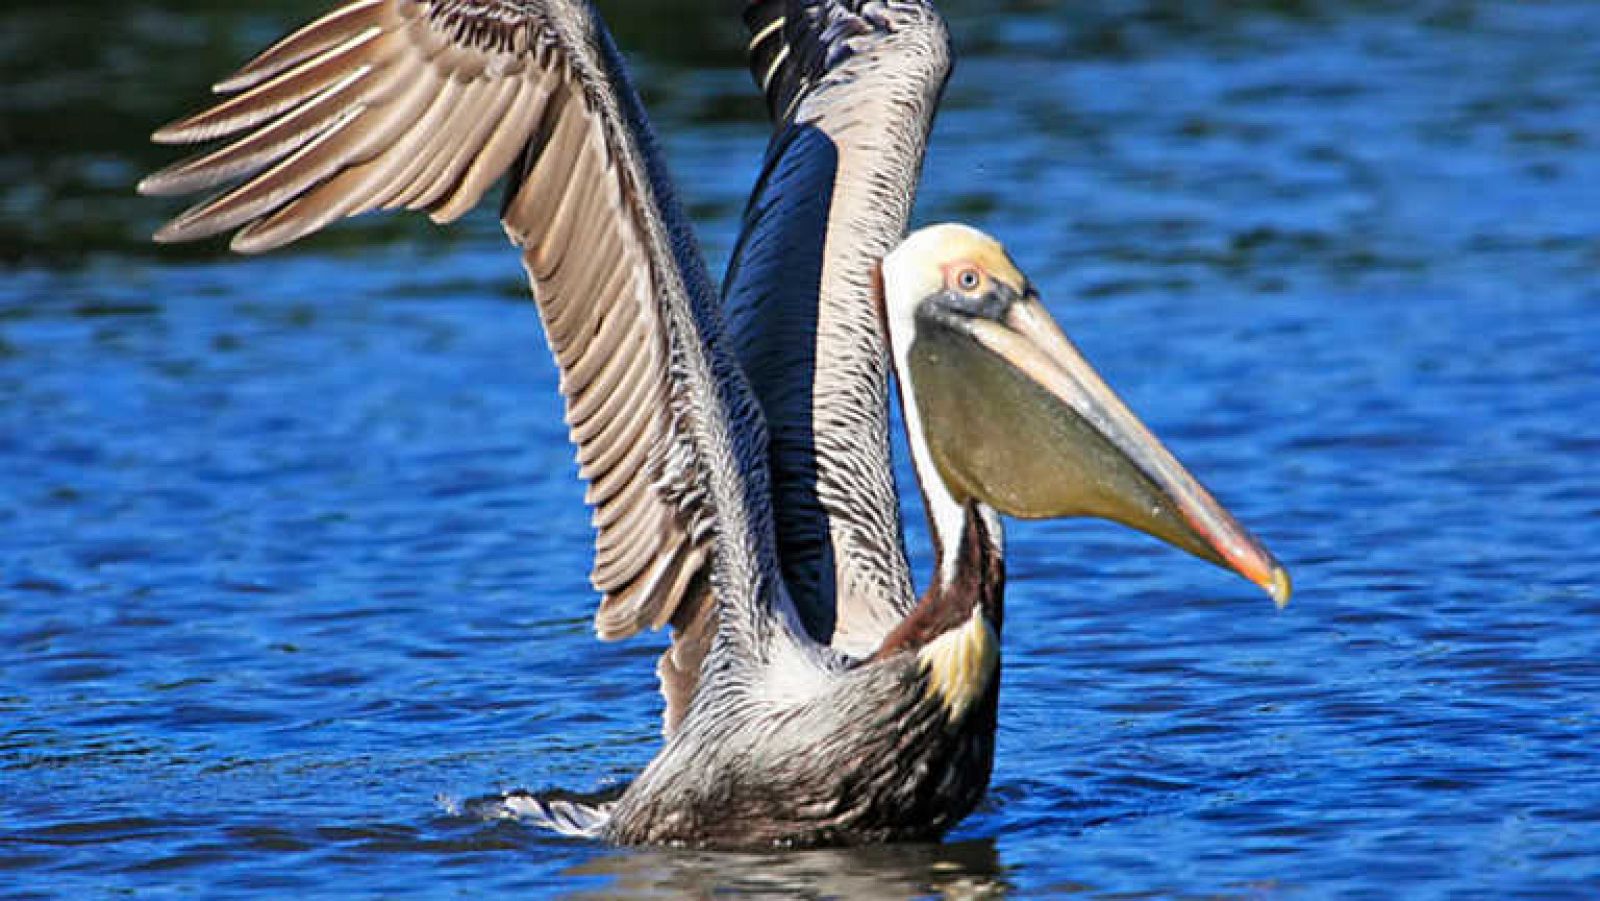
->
[150, 219, 191, 245]
[228, 230, 280, 255]
[212, 72, 261, 95]
[149, 215, 280, 254]
[150, 122, 195, 146]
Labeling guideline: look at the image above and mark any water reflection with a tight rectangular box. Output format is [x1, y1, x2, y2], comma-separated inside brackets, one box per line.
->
[563, 838, 1008, 900]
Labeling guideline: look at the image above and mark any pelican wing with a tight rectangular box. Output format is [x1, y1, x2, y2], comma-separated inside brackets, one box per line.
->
[727, 1, 951, 655]
[142, 0, 780, 735]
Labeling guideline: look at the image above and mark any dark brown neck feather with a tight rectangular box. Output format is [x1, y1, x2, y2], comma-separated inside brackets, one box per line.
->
[873, 501, 1005, 659]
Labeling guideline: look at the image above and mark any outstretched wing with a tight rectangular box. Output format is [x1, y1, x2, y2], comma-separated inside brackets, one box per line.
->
[141, 0, 780, 736]
[726, 1, 951, 656]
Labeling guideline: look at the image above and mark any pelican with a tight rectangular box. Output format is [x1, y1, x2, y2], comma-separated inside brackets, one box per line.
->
[141, 0, 1290, 848]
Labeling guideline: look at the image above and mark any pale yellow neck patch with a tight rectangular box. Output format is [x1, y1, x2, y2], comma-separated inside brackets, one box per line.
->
[917, 607, 1000, 724]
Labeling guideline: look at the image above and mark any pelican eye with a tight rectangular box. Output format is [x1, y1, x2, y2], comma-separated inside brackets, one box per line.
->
[954, 266, 982, 293]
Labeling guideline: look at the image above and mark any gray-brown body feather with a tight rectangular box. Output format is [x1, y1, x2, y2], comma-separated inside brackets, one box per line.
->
[608, 650, 996, 847]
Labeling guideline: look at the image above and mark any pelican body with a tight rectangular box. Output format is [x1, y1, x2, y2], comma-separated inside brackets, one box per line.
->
[142, 0, 1289, 849]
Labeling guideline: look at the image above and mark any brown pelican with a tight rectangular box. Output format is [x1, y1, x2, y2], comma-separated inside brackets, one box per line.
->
[141, 0, 1289, 848]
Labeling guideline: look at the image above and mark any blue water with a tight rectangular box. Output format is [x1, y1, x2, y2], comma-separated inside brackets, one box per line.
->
[3, 2, 1598, 897]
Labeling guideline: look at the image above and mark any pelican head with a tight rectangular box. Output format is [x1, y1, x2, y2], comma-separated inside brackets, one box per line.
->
[882, 223, 1290, 605]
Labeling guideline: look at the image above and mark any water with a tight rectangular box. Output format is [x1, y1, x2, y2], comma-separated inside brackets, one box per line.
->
[3, 1, 1597, 897]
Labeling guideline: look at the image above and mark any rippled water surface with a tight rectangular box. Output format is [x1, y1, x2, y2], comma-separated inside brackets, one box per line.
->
[3, 1, 1598, 897]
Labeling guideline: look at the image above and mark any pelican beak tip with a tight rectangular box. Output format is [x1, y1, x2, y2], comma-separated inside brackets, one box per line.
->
[1266, 565, 1293, 609]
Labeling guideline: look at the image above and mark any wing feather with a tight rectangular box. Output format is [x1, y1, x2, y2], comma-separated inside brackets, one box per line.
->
[213, 0, 386, 93]
[145, 0, 784, 736]
[155, 29, 390, 145]
[728, 0, 951, 655]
